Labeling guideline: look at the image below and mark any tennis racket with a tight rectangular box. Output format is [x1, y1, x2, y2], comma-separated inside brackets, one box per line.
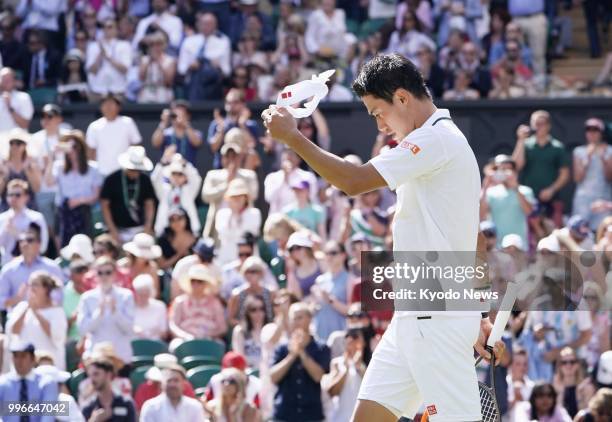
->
[421, 282, 519, 422]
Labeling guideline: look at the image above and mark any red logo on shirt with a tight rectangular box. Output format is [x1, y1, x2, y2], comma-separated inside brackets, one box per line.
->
[399, 140, 421, 155]
[281, 91, 292, 99]
[427, 405, 437, 415]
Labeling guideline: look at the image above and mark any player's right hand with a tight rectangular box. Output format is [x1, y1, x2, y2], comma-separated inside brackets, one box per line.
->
[261, 106, 299, 144]
[474, 318, 505, 365]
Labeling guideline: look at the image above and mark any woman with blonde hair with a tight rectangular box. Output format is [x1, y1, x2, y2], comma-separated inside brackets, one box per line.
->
[582, 281, 610, 369]
[0, 129, 41, 211]
[204, 367, 261, 422]
[227, 256, 275, 326]
[137, 31, 176, 103]
[5, 271, 67, 370]
[553, 347, 585, 418]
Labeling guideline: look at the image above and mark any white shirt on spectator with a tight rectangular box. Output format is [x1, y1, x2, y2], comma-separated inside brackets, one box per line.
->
[177, 32, 231, 77]
[6, 302, 67, 369]
[0, 207, 49, 265]
[140, 393, 206, 422]
[29, 128, 70, 193]
[325, 84, 354, 102]
[0, 90, 34, 133]
[264, 168, 318, 214]
[134, 298, 168, 340]
[132, 11, 184, 52]
[214, 207, 261, 266]
[387, 30, 437, 63]
[369, 0, 397, 19]
[86, 39, 132, 95]
[15, 0, 66, 32]
[77, 285, 135, 363]
[305, 8, 354, 58]
[85, 115, 142, 176]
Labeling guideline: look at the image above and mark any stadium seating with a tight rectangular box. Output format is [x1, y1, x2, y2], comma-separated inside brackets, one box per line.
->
[186, 364, 221, 390]
[131, 339, 169, 368]
[130, 365, 152, 391]
[173, 339, 225, 369]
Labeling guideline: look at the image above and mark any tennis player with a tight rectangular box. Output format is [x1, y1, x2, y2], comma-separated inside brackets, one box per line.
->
[261, 54, 505, 422]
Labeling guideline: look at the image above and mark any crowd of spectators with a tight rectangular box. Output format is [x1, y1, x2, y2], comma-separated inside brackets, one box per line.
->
[0, 1, 610, 422]
[0, 90, 608, 421]
[0, 0, 611, 109]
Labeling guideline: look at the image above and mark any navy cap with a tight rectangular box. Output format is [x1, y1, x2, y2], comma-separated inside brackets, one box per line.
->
[567, 215, 590, 238]
[193, 237, 215, 258]
[10, 340, 35, 354]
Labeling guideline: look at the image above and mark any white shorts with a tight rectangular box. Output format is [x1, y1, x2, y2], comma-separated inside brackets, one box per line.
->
[358, 314, 482, 421]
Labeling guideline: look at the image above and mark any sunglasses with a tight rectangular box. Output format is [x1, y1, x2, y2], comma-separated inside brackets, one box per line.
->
[238, 252, 251, 258]
[325, 250, 342, 256]
[560, 359, 577, 365]
[245, 268, 261, 274]
[347, 312, 366, 319]
[97, 269, 114, 276]
[288, 246, 303, 252]
[222, 378, 238, 386]
[248, 306, 265, 313]
[19, 237, 37, 244]
[190, 278, 206, 284]
[7, 192, 23, 198]
[585, 127, 601, 132]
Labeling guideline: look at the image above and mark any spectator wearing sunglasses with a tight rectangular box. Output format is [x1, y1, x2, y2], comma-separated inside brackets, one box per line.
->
[553, 347, 585, 418]
[0, 179, 48, 265]
[77, 256, 135, 365]
[232, 294, 270, 369]
[227, 256, 275, 327]
[0, 224, 62, 312]
[204, 367, 260, 422]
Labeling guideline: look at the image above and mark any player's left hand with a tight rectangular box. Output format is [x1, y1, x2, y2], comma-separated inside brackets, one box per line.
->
[474, 317, 506, 365]
[261, 106, 299, 143]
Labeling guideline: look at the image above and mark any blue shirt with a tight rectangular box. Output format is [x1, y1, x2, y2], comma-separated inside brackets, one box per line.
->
[206, 118, 259, 169]
[273, 337, 330, 422]
[508, 0, 544, 16]
[160, 127, 202, 166]
[314, 271, 349, 342]
[0, 370, 59, 422]
[0, 256, 64, 311]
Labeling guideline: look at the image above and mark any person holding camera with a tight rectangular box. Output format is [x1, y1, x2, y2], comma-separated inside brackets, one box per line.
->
[151, 100, 203, 166]
[480, 154, 535, 249]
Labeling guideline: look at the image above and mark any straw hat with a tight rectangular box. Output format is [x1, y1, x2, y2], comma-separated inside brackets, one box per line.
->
[225, 179, 250, 198]
[61, 234, 94, 263]
[85, 342, 125, 372]
[178, 264, 220, 294]
[123, 233, 162, 260]
[118, 146, 153, 171]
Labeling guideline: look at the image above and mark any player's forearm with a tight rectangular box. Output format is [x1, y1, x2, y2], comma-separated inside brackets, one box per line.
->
[286, 131, 380, 196]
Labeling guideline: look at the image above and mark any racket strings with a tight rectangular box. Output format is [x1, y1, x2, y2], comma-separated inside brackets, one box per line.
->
[479, 383, 499, 422]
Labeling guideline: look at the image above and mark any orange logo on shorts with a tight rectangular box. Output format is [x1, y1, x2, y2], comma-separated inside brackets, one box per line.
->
[399, 140, 421, 155]
[427, 405, 437, 415]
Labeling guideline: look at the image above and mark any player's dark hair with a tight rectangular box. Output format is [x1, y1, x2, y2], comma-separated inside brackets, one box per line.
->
[352, 54, 431, 103]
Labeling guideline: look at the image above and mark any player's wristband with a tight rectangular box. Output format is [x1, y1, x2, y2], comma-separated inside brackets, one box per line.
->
[481, 312, 489, 319]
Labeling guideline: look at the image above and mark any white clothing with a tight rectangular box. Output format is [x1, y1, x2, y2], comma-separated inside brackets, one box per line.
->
[57, 392, 85, 422]
[132, 12, 184, 51]
[177, 32, 231, 77]
[263, 168, 318, 214]
[29, 128, 69, 192]
[214, 207, 261, 265]
[15, 0, 65, 32]
[85, 39, 132, 95]
[140, 393, 206, 422]
[134, 299, 168, 340]
[326, 84, 354, 102]
[358, 315, 482, 420]
[369, 0, 397, 18]
[387, 30, 437, 62]
[85, 115, 142, 176]
[360, 109, 483, 420]
[305, 9, 354, 58]
[0, 90, 34, 133]
[171, 255, 222, 292]
[151, 161, 202, 236]
[6, 303, 67, 370]
[0, 207, 49, 265]
[329, 357, 363, 422]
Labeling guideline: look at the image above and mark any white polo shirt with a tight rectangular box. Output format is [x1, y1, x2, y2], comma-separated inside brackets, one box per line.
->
[85, 115, 142, 176]
[370, 109, 482, 314]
